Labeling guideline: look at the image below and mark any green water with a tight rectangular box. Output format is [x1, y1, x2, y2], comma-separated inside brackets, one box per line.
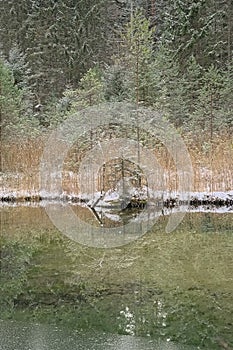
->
[0, 320, 196, 350]
[0, 204, 232, 349]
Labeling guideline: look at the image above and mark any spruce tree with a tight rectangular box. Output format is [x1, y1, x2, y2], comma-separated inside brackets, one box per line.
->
[0, 59, 22, 136]
[119, 9, 155, 104]
[192, 65, 224, 139]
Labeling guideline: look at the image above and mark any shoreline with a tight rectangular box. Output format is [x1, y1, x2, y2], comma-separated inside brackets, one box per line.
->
[1, 189, 233, 207]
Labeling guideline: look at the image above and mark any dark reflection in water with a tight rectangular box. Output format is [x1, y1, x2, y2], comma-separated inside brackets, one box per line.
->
[1, 200, 232, 233]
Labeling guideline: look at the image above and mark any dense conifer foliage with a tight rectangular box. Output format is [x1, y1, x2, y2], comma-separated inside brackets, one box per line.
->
[0, 0, 232, 136]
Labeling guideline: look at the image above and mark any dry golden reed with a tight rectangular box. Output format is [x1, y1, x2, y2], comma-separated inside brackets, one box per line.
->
[1, 135, 232, 197]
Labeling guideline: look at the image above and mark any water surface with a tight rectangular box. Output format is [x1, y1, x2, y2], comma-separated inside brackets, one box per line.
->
[0, 320, 197, 350]
[0, 203, 232, 349]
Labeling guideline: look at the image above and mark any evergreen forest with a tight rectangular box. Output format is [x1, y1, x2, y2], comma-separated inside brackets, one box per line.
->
[0, 0, 233, 195]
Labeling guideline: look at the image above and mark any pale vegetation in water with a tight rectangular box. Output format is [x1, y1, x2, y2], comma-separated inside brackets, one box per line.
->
[0, 206, 232, 349]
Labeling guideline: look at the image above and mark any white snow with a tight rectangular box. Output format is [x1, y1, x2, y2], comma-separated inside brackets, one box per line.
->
[0, 184, 233, 208]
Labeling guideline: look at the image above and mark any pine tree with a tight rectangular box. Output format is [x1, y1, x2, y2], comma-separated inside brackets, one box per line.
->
[161, 0, 233, 69]
[103, 64, 130, 102]
[219, 61, 233, 131]
[0, 57, 40, 140]
[119, 9, 155, 104]
[0, 0, 112, 101]
[182, 54, 203, 124]
[191, 65, 224, 139]
[5, 44, 34, 115]
[58, 67, 104, 113]
[0, 59, 22, 138]
[150, 47, 188, 128]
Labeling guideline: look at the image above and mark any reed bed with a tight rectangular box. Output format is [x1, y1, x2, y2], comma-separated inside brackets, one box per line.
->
[1, 138, 44, 196]
[1, 135, 232, 199]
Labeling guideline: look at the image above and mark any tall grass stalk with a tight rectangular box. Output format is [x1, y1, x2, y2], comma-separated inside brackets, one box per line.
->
[1, 136, 232, 197]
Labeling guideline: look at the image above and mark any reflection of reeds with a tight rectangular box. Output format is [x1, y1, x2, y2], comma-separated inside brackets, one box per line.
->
[1, 136, 232, 197]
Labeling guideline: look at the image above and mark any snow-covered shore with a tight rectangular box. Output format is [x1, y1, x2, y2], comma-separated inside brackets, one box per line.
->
[0, 187, 233, 207]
